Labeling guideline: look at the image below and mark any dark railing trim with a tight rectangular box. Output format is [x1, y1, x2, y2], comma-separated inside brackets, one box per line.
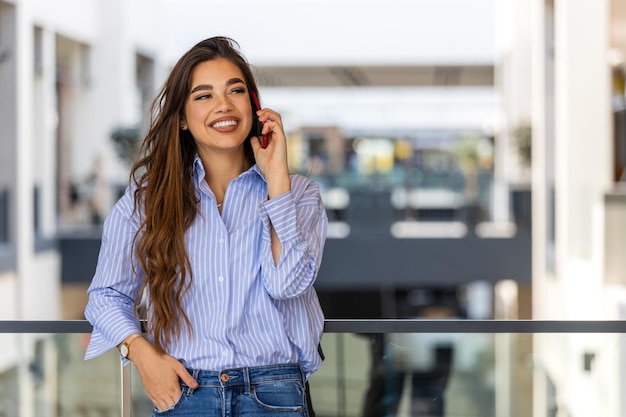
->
[323, 319, 626, 333]
[1, 320, 93, 333]
[2, 320, 626, 334]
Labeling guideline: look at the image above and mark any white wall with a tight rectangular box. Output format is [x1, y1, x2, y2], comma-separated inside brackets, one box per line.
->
[66, 0, 167, 187]
[161, 0, 496, 66]
[0, 271, 18, 319]
[30, 0, 99, 42]
[528, 0, 620, 416]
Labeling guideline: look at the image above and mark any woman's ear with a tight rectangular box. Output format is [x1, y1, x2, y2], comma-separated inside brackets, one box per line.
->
[180, 119, 188, 130]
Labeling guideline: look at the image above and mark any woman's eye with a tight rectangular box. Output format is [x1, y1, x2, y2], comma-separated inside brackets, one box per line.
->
[195, 94, 211, 100]
[231, 88, 245, 95]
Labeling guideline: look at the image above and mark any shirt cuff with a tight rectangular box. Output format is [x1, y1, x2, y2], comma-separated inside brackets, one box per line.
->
[261, 191, 298, 242]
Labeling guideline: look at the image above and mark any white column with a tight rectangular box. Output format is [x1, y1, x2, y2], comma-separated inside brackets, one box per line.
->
[494, 0, 534, 225]
[39, 27, 58, 239]
[554, 0, 612, 265]
[530, 4, 548, 416]
[15, 1, 37, 416]
[15, 0, 35, 321]
[552, 1, 611, 417]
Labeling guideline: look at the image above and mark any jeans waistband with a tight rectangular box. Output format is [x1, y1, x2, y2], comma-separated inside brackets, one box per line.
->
[186, 363, 303, 388]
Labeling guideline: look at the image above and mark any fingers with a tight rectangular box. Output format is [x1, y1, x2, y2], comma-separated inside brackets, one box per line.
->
[176, 364, 199, 389]
[154, 394, 178, 412]
[149, 380, 181, 412]
[250, 136, 263, 152]
[256, 108, 281, 125]
[256, 109, 283, 136]
[251, 109, 284, 153]
[152, 367, 198, 411]
[135, 350, 198, 412]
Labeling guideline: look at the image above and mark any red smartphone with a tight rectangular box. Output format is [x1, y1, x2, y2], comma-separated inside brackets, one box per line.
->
[250, 90, 268, 148]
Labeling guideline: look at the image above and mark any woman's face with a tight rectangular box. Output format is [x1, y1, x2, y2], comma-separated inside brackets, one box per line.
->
[182, 58, 253, 154]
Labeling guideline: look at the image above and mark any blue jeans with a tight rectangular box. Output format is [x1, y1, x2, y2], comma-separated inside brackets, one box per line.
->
[152, 364, 309, 417]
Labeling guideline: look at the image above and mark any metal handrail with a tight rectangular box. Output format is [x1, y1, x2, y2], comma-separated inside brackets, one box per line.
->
[2, 319, 626, 333]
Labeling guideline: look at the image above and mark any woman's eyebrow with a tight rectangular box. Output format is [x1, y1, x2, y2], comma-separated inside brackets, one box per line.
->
[190, 84, 212, 94]
[226, 77, 245, 86]
[190, 78, 245, 94]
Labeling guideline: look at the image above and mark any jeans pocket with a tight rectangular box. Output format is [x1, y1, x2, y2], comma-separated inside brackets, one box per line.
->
[251, 379, 306, 412]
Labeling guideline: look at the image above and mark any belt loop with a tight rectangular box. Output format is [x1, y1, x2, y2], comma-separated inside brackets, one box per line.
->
[243, 367, 251, 395]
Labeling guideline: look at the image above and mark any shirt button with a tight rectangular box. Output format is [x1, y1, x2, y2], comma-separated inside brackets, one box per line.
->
[219, 238, 224, 244]
[218, 276, 224, 282]
[222, 351, 227, 357]
[218, 316, 224, 322]
[220, 373, 229, 382]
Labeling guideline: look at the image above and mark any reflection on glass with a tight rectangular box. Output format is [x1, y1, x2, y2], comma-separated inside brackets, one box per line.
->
[0, 333, 120, 417]
[309, 333, 527, 417]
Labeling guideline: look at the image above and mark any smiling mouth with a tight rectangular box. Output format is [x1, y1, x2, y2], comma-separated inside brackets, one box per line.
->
[211, 120, 238, 128]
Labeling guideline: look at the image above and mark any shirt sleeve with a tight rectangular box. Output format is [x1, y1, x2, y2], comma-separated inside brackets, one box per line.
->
[84, 186, 144, 360]
[258, 175, 328, 300]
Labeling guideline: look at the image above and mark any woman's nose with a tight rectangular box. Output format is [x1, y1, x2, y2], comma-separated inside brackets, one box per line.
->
[214, 94, 233, 112]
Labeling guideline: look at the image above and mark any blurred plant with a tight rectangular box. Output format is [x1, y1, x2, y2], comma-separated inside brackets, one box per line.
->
[453, 135, 494, 171]
[110, 126, 142, 166]
[452, 134, 494, 203]
[512, 123, 532, 166]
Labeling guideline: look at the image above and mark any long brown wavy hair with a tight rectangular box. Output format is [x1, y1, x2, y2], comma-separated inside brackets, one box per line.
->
[130, 37, 259, 352]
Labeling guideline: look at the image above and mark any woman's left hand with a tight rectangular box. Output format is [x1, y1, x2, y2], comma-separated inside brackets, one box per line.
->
[251, 108, 291, 198]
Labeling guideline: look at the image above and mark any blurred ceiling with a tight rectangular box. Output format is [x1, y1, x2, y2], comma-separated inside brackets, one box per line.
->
[252, 64, 494, 87]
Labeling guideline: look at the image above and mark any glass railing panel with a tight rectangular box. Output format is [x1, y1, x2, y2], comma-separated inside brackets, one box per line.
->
[2, 321, 625, 416]
[309, 332, 504, 417]
[130, 364, 153, 416]
[308, 332, 619, 417]
[125, 330, 623, 417]
[0, 333, 121, 417]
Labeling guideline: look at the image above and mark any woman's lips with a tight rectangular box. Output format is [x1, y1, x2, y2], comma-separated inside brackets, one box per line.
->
[210, 118, 239, 131]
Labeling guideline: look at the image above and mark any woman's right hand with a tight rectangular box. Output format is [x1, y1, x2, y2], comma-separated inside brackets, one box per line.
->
[129, 337, 199, 411]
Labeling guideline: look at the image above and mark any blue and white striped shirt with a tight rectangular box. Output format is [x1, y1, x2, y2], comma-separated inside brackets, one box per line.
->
[84, 158, 328, 378]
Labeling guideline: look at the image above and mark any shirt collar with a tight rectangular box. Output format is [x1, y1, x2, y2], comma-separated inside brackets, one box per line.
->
[192, 155, 265, 183]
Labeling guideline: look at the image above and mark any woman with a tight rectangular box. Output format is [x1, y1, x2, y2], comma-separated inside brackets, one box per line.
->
[84, 36, 327, 416]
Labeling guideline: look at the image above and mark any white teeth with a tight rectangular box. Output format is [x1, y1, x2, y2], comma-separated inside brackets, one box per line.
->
[212, 120, 237, 128]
